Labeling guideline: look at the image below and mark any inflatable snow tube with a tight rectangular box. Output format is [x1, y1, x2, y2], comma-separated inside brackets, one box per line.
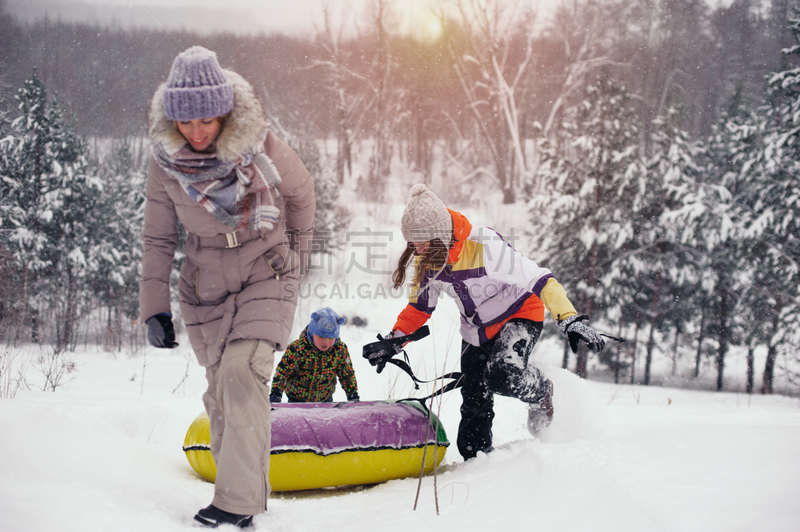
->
[183, 400, 449, 491]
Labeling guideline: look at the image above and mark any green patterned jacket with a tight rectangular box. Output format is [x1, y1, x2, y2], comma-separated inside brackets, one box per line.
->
[270, 327, 358, 402]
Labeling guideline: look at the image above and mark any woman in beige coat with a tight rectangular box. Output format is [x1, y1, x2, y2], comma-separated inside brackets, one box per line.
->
[140, 46, 315, 528]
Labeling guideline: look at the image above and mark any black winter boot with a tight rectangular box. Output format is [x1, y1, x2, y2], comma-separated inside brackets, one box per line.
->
[194, 504, 253, 528]
[526, 379, 554, 436]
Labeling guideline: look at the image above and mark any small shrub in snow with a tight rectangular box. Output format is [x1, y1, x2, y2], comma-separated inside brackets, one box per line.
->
[0, 346, 30, 398]
[35, 345, 76, 392]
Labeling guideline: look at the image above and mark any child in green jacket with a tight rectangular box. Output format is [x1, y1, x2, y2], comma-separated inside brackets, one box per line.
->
[270, 307, 360, 403]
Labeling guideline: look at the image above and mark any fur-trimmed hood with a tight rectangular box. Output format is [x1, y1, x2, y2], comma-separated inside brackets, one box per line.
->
[148, 69, 268, 162]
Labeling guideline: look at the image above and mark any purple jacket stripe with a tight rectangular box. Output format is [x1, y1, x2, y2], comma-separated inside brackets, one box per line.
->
[532, 273, 554, 297]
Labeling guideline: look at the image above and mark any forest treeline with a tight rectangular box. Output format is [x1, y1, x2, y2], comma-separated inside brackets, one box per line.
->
[0, 0, 792, 195]
[0, 0, 798, 394]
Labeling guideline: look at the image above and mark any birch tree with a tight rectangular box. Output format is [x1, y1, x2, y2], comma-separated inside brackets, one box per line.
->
[445, 0, 538, 203]
[362, 0, 401, 198]
[538, 0, 625, 139]
[311, 1, 369, 184]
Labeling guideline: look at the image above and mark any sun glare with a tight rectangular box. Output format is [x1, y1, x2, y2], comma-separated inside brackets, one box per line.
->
[411, 10, 444, 43]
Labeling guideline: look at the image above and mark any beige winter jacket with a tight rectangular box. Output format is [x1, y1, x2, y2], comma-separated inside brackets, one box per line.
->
[140, 70, 316, 367]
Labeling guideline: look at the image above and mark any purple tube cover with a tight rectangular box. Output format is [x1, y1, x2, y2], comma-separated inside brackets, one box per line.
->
[270, 400, 447, 456]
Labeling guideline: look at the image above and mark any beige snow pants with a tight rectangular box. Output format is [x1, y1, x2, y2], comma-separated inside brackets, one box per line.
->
[203, 338, 274, 516]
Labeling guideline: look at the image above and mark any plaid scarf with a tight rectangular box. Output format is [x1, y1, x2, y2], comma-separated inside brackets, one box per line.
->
[153, 134, 281, 231]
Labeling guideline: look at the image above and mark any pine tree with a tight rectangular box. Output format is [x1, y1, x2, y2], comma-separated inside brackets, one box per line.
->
[0, 75, 14, 332]
[532, 73, 646, 378]
[743, 7, 800, 393]
[0, 71, 101, 348]
[661, 101, 748, 392]
[89, 138, 146, 351]
[634, 106, 707, 385]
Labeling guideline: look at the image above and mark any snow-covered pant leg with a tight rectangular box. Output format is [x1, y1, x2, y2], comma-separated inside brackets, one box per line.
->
[484, 320, 548, 404]
[202, 339, 274, 516]
[457, 341, 495, 460]
[457, 320, 547, 460]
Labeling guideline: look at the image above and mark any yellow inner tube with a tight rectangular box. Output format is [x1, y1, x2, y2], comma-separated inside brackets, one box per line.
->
[183, 410, 447, 491]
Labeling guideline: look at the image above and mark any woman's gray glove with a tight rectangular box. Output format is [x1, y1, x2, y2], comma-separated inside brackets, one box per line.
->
[145, 313, 178, 348]
[557, 315, 604, 353]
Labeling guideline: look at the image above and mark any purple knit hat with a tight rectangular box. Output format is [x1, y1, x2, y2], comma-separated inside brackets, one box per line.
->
[163, 46, 234, 121]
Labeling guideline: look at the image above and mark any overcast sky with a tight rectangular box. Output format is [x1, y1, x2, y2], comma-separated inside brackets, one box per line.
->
[14, 0, 731, 37]
[77, 0, 461, 35]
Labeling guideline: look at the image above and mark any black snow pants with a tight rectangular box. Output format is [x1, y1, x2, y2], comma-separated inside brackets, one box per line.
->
[457, 319, 548, 460]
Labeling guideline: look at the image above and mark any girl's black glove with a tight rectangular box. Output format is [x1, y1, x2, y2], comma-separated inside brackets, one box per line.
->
[145, 313, 178, 348]
[363, 331, 404, 373]
[557, 315, 604, 353]
[269, 391, 282, 403]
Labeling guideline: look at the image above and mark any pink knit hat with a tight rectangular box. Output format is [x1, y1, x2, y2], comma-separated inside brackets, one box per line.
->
[401, 184, 453, 244]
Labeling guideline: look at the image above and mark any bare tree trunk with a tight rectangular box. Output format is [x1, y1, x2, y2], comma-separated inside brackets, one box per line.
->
[336, 105, 349, 184]
[644, 318, 656, 386]
[562, 339, 569, 370]
[15, 261, 30, 347]
[716, 287, 729, 392]
[575, 344, 587, 379]
[762, 343, 777, 395]
[574, 236, 599, 380]
[57, 267, 76, 353]
[695, 307, 706, 378]
[671, 322, 680, 376]
[614, 321, 623, 384]
[762, 296, 781, 394]
[116, 306, 123, 353]
[746, 344, 754, 394]
[630, 317, 640, 385]
[645, 268, 662, 387]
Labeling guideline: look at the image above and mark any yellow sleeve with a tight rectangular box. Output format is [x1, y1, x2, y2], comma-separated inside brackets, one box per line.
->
[539, 278, 577, 322]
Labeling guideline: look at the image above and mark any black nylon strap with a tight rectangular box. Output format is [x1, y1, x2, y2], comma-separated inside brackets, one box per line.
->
[384, 356, 425, 389]
[384, 356, 464, 398]
[366, 325, 464, 400]
[418, 372, 464, 403]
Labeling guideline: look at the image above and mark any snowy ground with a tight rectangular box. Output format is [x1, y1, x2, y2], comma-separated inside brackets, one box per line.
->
[1, 327, 799, 532]
[2, 193, 799, 531]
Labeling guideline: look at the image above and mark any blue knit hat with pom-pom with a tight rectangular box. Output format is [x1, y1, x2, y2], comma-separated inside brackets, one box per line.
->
[307, 307, 346, 339]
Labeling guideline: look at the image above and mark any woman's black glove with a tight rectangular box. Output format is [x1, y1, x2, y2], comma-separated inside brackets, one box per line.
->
[145, 313, 178, 348]
[347, 392, 360, 402]
[269, 391, 282, 403]
[557, 315, 604, 353]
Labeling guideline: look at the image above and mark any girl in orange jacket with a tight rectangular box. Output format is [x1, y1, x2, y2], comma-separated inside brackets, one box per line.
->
[381, 184, 604, 460]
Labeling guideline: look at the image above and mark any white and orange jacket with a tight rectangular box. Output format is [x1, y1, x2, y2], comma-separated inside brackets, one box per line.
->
[393, 209, 577, 346]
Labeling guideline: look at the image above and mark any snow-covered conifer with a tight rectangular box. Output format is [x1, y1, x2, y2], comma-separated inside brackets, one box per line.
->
[742, 8, 800, 392]
[531, 73, 646, 377]
[89, 138, 146, 350]
[0, 71, 101, 348]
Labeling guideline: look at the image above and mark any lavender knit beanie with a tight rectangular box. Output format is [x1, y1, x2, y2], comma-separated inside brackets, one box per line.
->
[308, 307, 346, 340]
[401, 184, 453, 244]
[163, 46, 234, 121]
